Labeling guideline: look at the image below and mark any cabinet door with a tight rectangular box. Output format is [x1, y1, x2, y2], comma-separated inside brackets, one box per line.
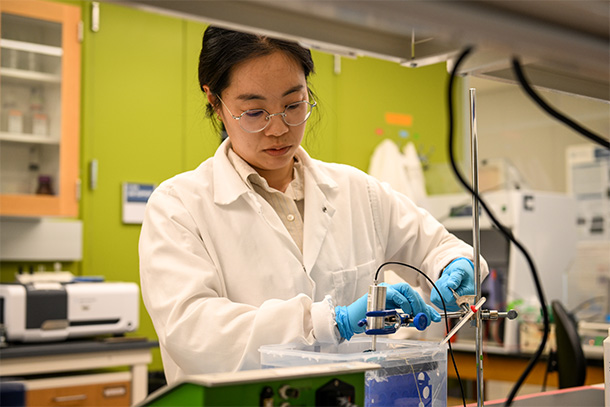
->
[0, 0, 81, 217]
[26, 381, 130, 407]
[80, 2, 184, 282]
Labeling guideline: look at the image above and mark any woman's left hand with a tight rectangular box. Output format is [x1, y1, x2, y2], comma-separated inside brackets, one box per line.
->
[430, 257, 475, 312]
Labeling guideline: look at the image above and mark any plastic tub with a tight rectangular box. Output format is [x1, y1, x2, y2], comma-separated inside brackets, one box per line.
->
[260, 338, 447, 406]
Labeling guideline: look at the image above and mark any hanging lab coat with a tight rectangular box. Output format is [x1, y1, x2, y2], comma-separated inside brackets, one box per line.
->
[368, 139, 428, 206]
[139, 140, 488, 384]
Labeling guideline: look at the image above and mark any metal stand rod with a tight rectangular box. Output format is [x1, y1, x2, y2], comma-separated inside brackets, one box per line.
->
[470, 88, 484, 406]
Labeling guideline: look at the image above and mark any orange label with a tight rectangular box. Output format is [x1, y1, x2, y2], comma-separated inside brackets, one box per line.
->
[385, 112, 413, 127]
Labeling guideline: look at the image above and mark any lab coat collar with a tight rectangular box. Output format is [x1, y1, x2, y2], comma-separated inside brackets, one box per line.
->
[212, 139, 338, 206]
[213, 139, 251, 205]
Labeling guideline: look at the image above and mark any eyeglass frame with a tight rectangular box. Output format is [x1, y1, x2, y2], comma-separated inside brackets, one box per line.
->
[216, 95, 317, 133]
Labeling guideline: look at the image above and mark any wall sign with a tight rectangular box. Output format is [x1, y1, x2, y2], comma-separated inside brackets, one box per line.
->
[122, 182, 155, 224]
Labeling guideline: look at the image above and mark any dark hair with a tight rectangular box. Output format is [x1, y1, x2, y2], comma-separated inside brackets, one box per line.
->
[198, 26, 315, 132]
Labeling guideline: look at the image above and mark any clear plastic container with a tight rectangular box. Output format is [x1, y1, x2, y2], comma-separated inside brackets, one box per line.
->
[260, 338, 447, 406]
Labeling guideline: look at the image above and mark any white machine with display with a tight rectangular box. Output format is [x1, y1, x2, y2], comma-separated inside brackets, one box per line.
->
[425, 189, 578, 352]
[0, 280, 139, 342]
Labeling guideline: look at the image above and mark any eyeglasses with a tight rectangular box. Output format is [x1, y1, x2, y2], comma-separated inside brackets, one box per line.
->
[217, 95, 316, 133]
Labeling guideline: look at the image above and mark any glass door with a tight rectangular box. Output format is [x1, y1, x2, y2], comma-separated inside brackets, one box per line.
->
[1, 12, 62, 195]
[0, 0, 80, 217]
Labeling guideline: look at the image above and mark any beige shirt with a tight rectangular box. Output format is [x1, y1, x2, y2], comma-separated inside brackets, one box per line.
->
[227, 148, 305, 253]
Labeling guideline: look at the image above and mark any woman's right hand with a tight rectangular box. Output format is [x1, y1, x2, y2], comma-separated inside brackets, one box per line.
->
[335, 283, 440, 340]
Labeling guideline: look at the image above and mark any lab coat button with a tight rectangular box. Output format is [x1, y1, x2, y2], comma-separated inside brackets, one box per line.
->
[287, 214, 295, 222]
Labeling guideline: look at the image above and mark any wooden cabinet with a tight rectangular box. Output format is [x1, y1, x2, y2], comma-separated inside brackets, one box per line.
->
[25, 373, 131, 407]
[0, 0, 81, 217]
[0, 340, 156, 406]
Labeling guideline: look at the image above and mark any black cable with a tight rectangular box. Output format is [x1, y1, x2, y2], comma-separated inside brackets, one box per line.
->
[446, 47, 550, 406]
[375, 261, 467, 407]
[511, 58, 610, 150]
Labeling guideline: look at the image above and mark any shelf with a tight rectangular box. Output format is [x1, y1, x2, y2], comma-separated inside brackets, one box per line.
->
[1, 67, 61, 83]
[0, 38, 62, 56]
[0, 132, 59, 144]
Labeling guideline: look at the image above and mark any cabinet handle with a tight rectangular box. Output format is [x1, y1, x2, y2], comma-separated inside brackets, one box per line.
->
[52, 394, 88, 403]
[89, 159, 98, 190]
[91, 2, 100, 32]
[103, 385, 127, 398]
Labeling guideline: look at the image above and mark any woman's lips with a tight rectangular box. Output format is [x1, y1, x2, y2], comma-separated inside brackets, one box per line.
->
[264, 146, 291, 156]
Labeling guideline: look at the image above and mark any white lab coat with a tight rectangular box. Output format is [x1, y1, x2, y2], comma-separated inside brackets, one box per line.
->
[368, 139, 428, 207]
[139, 140, 488, 383]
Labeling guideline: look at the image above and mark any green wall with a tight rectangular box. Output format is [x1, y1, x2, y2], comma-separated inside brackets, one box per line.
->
[1, 0, 465, 373]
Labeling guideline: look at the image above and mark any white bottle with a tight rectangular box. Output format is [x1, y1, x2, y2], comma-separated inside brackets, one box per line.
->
[29, 87, 48, 136]
[3, 100, 23, 134]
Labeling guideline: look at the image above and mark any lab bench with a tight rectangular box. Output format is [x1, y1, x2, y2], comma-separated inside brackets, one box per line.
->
[0, 338, 158, 406]
[448, 348, 604, 388]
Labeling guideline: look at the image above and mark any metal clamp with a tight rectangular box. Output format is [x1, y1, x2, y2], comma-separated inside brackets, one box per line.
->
[358, 309, 428, 336]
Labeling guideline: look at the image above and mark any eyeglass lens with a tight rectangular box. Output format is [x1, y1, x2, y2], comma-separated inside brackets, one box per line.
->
[240, 101, 313, 132]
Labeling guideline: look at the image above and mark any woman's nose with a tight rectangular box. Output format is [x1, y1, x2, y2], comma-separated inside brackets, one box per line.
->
[263, 115, 289, 137]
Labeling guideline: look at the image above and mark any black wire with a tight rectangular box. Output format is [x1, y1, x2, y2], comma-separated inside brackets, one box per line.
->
[447, 47, 550, 406]
[375, 261, 467, 407]
[511, 58, 610, 150]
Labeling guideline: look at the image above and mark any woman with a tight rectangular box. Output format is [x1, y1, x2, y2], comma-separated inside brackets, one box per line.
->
[139, 26, 488, 383]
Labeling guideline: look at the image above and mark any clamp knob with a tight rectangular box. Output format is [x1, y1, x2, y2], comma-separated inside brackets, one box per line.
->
[411, 312, 428, 331]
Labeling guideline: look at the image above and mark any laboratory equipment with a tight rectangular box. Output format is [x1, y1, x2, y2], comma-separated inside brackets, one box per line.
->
[138, 362, 376, 407]
[566, 144, 610, 241]
[425, 189, 577, 352]
[260, 338, 447, 406]
[439, 296, 487, 346]
[468, 89, 486, 406]
[357, 283, 429, 352]
[0, 281, 139, 342]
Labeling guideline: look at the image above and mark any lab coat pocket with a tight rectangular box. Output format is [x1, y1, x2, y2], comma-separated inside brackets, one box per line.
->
[331, 259, 377, 306]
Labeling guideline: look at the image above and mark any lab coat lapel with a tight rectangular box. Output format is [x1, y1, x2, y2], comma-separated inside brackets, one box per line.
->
[302, 158, 337, 274]
[213, 141, 303, 258]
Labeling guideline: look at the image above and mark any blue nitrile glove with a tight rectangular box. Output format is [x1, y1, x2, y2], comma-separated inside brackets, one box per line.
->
[384, 282, 441, 328]
[430, 257, 475, 312]
[335, 293, 368, 340]
[335, 283, 441, 340]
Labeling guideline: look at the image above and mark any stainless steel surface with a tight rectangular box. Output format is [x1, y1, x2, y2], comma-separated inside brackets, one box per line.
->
[443, 309, 518, 321]
[440, 297, 486, 346]
[366, 284, 386, 352]
[470, 88, 484, 407]
[122, 0, 609, 100]
[450, 287, 472, 314]
[440, 311, 467, 319]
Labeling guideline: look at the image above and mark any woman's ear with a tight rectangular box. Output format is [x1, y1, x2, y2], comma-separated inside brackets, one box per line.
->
[202, 86, 221, 119]
[202, 85, 214, 104]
